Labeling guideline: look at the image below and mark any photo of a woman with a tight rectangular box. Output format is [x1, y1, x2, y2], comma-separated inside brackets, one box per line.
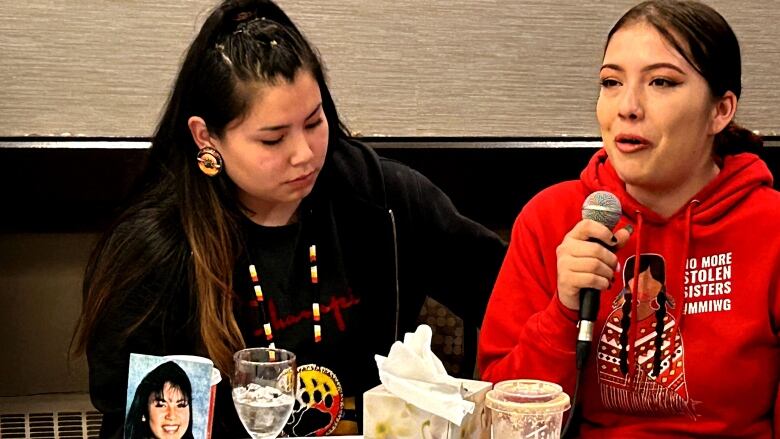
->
[125, 361, 195, 439]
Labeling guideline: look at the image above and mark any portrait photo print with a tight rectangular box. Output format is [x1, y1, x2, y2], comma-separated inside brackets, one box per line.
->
[125, 354, 214, 439]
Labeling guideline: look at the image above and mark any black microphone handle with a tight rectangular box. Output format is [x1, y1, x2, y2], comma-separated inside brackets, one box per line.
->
[578, 287, 601, 324]
[575, 237, 613, 369]
[578, 236, 612, 325]
[576, 287, 601, 370]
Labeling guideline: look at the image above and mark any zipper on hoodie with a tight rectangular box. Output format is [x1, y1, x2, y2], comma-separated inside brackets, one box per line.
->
[388, 209, 400, 341]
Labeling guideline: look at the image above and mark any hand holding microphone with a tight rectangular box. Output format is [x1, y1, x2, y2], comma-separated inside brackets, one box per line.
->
[554, 191, 630, 369]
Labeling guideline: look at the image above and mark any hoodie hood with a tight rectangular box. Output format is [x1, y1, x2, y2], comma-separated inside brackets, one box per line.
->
[581, 148, 773, 225]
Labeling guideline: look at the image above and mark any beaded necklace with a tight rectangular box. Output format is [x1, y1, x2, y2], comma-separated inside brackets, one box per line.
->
[247, 222, 322, 347]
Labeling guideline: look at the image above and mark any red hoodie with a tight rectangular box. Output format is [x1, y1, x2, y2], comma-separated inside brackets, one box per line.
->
[479, 149, 780, 438]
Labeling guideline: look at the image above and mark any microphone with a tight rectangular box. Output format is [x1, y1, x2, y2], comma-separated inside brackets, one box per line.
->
[576, 191, 622, 369]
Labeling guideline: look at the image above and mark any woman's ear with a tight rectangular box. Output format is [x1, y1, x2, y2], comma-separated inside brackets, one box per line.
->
[188, 116, 215, 150]
[710, 91, 737, 135]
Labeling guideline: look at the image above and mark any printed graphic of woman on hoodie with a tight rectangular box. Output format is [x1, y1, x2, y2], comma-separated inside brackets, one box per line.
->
[479, 1, 779, 437]
[598, 253, 696, 418]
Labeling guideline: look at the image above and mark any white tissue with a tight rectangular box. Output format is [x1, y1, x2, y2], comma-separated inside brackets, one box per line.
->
[374, 324, 475, 426]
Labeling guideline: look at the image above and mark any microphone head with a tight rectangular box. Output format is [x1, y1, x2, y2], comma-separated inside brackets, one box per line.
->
[582, 191, 622, 229]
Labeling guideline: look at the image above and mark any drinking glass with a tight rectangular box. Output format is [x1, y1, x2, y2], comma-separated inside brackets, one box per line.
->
[232, 348, 297, 439]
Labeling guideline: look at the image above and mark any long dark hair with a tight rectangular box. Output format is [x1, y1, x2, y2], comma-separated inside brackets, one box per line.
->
[73, 0, 348, 375]
[125, 361, 194, 439]
[618, 254, 670, 377]
[606, 0, 763, 156]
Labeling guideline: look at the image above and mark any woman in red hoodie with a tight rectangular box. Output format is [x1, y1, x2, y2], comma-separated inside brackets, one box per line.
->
[478, 1, 779, 437]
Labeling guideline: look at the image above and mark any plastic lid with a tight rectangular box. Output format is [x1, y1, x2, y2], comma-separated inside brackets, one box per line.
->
[485, 380, 571, 415]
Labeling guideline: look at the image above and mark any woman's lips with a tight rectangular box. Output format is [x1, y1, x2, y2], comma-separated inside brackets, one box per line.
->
[614, 133, 652, 153]
[287, 170, 315, 184]
[161, 425, 180, 434]
[284, 170, 318, 189]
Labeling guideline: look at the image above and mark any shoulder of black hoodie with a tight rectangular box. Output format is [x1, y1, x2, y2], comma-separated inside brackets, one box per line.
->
[328, 137, 507, 328]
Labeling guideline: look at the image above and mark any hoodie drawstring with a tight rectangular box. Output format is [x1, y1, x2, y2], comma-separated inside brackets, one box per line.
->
[664, 200, 698, 370]
[625, 211, 643, 378]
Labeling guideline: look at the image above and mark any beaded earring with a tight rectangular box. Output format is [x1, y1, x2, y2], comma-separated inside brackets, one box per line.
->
[197, 147, 223, 177]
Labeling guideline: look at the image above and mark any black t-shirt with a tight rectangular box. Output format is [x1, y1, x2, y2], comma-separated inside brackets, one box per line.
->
[236, 218, 361, 436]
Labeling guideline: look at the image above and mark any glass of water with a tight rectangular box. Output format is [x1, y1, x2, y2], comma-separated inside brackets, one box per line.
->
[232, 347, 297, 439]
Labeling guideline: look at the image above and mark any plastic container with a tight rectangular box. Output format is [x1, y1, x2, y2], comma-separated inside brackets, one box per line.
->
[485, 379, 570, 438]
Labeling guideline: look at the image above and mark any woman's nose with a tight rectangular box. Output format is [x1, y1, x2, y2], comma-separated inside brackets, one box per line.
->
[289, 132, 314, 165]
[618, 85, 644, 121]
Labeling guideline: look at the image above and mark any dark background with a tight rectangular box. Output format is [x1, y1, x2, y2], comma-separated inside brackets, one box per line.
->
[3, 138, 778, 235]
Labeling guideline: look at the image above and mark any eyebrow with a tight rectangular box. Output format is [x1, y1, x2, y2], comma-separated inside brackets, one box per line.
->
[600, 63, 686, 75]
[153, 396, 187, 403]
[259, 103, 323, 132]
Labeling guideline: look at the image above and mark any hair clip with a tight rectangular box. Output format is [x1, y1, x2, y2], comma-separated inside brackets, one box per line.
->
[233, 16, 267, 35]
[233, 11, 255, 22]
[232, 10, 261, 34]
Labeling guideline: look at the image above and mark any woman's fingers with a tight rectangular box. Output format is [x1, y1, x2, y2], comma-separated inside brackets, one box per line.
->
[566, 219, 619, 245]
[556, 219, 627, 310]
[564, 239, 619, 269]
[613, 224, 634, 249]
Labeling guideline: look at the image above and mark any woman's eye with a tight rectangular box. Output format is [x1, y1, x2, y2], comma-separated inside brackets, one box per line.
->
[305, 118, 323, 130]
[650, 78, 678, 87]
[261, 137, 283, 146]
[154, 401, 167, 408]
[177, 401, 189, 408]
[600, 78, 620, 88]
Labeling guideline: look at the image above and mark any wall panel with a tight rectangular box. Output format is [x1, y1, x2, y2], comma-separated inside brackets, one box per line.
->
[1, 0, 777, 137]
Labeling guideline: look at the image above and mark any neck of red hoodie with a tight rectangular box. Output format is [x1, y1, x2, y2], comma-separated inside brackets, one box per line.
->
[625, 159, 721, 219]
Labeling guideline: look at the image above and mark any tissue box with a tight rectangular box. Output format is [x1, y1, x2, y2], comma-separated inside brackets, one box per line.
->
[363, 378, 491, 439]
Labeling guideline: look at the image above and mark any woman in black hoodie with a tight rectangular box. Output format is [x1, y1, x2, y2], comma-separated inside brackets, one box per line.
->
[72, 0, 506, 436]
